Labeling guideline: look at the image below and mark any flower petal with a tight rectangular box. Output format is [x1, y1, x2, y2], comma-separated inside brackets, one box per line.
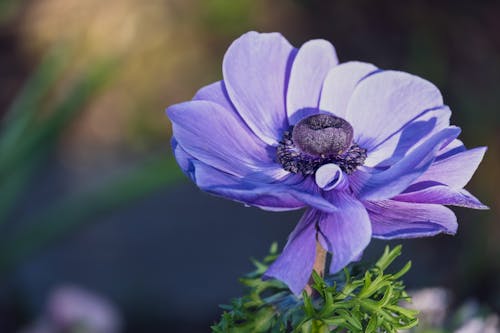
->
[264, 209, 318, 295]
[191, 161, 338, 212]
[287, 39, 338, 124]
[168, 100, 274, 177]
[364, 106, 452, 168]
[346, 70, 444, 150]
[319, 61, 378, 118]
[415, 146, 487, 189]
[394, 185, 488, 209]
[191, 161, 303, 211]
[223, 31, 295, 145]
[435, 139, 465, 161]
[315, 163, 346, 191]
[352, 126, 461, 201]
[365, 200, 458, 239]
[171, 138, 194, 178]
[318, 192, 372, 274]
[193, 81, 235, 113]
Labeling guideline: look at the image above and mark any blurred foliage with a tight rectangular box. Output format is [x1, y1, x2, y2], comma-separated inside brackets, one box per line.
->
[0, 47, 103, 222]
[0, 0, 22, 24]
[0, 47, 183, 272]
[212, 245, 417, 333]
[0, 156, 182, 273]
[200, 0, 255, 36]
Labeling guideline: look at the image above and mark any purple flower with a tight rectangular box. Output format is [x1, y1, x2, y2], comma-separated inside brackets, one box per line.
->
[167, 32, 487, 295]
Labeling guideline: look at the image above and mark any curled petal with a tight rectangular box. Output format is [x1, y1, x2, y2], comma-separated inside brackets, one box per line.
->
[352, 126, 461, 201]
[366, 200, 458, 239]
[223, 31, 295, 145]
[346, 70, 444, 150]
[264, 209, 318, 295]
[315, 163, 346, 191]
[287, 39, 338, 124]
[319, 61, 378, 118]
[318, 192, 372, 274]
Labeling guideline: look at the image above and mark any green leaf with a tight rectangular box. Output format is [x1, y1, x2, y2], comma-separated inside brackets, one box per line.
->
[365, 315, 378, 333]
[212, 245, 417, 333]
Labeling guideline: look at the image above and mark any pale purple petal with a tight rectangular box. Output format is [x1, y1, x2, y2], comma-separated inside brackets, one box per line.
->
[264, 209, 318, 295]
[168, 100, 275, 177]
[191, 160, 304, 211]
[287, 39, 338, 124]
[346, 71, 444, 150]
[279, 174, 340, 212]
[318, 191, 371, 274]
[191, 161, 338, 212]
[352, 126, 461, 201]
[314, 163, 346, 191]
[193, 81, 235, 113]
[394, 185, 488, 209]
[171, 138, 194, 179]
[415, 147, 487, 188]
[223, 31, 295, 145]
[365, 106, 452, 167]
[319, 61, 378, 118]
[365, 200, 458, 239]
[435, 139, 465, 160]
[173, 139, 290, 187]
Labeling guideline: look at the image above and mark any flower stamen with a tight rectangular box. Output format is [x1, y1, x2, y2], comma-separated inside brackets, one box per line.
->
[277, 114, 367, 175]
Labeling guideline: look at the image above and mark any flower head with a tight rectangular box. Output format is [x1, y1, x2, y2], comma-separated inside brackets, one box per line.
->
[167, 31, 487, 295]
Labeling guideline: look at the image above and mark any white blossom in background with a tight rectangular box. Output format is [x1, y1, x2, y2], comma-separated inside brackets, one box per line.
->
[406, 287, 451, 328]
[454, 314, 499, 333]
[19, 285, 123, 333]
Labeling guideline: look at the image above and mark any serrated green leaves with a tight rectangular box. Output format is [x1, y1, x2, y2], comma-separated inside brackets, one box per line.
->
[212, 245, 419, 333]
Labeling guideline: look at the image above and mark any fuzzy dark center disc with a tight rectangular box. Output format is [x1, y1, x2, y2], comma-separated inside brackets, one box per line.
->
[277, 114, 366, 175]
[292, 114, 353, 157]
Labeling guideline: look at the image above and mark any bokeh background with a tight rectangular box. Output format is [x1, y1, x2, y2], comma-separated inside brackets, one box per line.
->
[0, 0, 498, 332]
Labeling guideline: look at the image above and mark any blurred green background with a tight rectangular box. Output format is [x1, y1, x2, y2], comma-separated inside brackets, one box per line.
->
[0, 0, 498, 332]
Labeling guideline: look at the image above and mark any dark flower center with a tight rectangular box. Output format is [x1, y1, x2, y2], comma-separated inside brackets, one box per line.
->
[292, 114, 354, 156]
[277, 114, 367, 175]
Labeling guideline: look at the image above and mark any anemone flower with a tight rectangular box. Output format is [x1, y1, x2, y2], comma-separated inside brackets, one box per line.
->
[166, 31, 487, 295]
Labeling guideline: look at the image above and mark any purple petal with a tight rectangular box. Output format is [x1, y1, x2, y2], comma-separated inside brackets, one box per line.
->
[171, 138, 194, 179]
[415, 146, 487, 189]
[264, 209, 318, 295]
[435, 139, 466, 161]
[352, 127, 461, 201]
[168, 100, 274, 177]
[191, 161, 338, 212]
[193, 81, 235, 113]
[287, 39, 338, 124]
[365, 200, 458, 239]
[394, 185, 488, 209]
[319, 61, 378, 118]
[192, 161, 303, 211]
[365, 106, 452, 168]
[346, 71, 444, 150]
[223, 31, 295, 145]
[318, 191, 371, 274]
[314, 163, 346, 191]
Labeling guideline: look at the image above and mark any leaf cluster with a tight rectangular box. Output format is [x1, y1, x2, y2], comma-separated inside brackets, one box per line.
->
[212, 244, 418, 333]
